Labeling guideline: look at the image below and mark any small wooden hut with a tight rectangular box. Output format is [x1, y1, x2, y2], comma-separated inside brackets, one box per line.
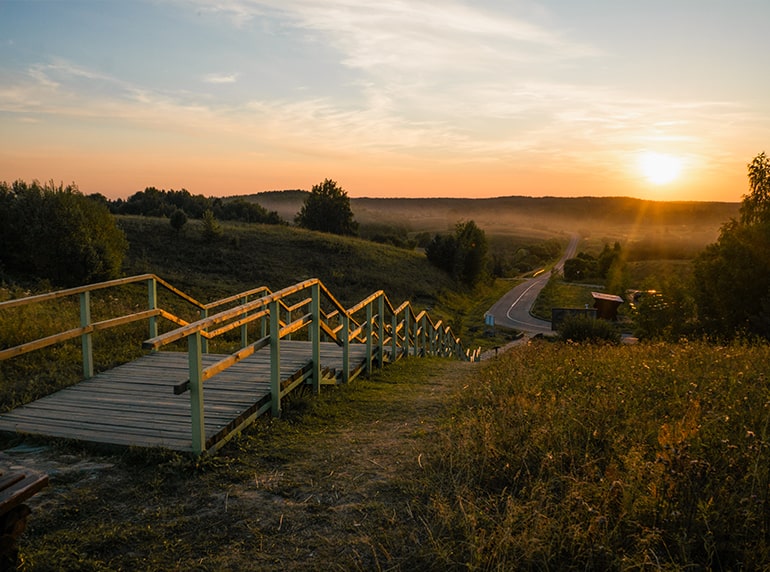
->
[591, 292, 624, 320]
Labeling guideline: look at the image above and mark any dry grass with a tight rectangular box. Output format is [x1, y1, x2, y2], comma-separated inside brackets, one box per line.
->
[417, 339, 770, 570]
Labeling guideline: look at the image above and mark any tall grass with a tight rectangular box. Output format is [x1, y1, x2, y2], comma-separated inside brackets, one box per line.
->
[416, 340, 770, 570]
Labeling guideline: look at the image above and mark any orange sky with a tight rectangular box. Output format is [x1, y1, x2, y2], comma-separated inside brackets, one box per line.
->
[2, 1, 768, 202]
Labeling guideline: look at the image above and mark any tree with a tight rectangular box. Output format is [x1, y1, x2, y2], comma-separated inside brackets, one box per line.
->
[740, 152, 770, 225]
[0, 180, 127, 286]
[693, 152, 770, 338]
[169, 208, 188, 233]
[201, 209, 222, 240]
[633, 277, 697, 341]
[454, 220, 488, 286]
[295, 179, 358, 236]
[425, 220, 488, 286]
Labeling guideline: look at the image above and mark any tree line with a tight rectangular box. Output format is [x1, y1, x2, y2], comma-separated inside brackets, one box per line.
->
[104, 186, 284, 225]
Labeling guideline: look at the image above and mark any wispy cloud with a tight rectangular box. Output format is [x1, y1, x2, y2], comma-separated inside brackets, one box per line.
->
[202, 72, 239, 84]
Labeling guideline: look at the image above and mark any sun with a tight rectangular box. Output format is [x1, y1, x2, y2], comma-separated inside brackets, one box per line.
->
[638, 151, 683, 185]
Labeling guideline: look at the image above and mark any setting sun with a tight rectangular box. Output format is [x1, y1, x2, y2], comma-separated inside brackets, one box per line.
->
[638, 152, 683, 185]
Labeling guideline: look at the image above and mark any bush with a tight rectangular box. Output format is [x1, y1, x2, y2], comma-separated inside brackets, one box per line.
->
[557, 314, 620, 344]
[0, 180, 127, 286]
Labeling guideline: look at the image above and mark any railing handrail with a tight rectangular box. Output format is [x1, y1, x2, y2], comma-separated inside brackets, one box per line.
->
[141, 278, 321, 350]
[0, 273, 476, 455]
[0, 273, 207, 311]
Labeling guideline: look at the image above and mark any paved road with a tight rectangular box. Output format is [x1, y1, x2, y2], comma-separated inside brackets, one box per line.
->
[486, 233, 580, 336]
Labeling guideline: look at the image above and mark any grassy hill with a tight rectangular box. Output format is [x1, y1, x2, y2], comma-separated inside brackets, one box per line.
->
[118, 215, 455, 308]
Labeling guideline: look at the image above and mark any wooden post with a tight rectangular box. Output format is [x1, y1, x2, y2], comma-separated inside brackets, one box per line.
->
[79, 291, 93, 379]
[403, 306, 411, 358]
[391, 306, 398, 363]
[200, 308, 209, 354]
[147, 277, 158, 343]
[310, 282, 321, 394]
[377, 295, 385, 368]
[240, 295, 248, 349]
[261, 309, 268, 339]
[431, 324, 437, 356]
[365, 301, 373, 375]
[341, 312, 350, 383]
[421, 315, 428, 356]
[413, 316, 420, 357]
[188, 332, 206, 455]
[285, 306, 292, 340]
[270, 299, 281, 417]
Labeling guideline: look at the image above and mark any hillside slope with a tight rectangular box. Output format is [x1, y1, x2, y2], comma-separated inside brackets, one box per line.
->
[118, 215, 456, 306]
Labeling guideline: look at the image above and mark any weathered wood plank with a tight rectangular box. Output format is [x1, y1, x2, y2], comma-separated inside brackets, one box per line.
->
[0, 341, 371, 453]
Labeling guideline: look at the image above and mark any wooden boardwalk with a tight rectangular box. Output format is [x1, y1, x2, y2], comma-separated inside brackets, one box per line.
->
[0, 341, 371, 453]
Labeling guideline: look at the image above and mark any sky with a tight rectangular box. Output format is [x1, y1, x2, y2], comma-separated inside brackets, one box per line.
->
[1, 1, 768, 202]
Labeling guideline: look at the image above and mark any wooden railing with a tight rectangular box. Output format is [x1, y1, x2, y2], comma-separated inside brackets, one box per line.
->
[0, 275, 477, 454]
[0, 274, 269, 377]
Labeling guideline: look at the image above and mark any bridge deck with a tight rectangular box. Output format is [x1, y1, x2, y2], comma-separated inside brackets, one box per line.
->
[0, 341, 371, 453]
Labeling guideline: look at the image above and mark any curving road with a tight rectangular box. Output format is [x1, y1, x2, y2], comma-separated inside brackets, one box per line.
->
[486, 233, 580, 335]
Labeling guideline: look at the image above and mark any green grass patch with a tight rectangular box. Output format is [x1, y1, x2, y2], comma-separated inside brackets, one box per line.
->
[119, 215, 456, 307]
[626, 259, 694, 289]
[531, 275, 597, 321]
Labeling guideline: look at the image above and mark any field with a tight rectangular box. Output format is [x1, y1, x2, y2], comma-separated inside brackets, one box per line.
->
[4, 194, 762, 570]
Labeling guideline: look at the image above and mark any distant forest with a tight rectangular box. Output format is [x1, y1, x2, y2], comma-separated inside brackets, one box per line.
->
[103, 187, 284, 225]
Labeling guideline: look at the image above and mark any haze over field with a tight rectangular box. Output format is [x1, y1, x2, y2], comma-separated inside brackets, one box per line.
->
[1, 1, 768, 202]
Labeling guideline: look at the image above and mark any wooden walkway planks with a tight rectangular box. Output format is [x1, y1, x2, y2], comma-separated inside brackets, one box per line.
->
[0, 341, 371, 453]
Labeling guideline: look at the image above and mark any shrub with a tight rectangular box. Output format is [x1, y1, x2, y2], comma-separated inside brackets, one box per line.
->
[0, 180, 127, 286]
[558, 314, 620, 344]
[169, 208, 188, 233]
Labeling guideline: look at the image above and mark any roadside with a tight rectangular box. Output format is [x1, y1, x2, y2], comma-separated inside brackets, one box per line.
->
[485, 233, 579, 335]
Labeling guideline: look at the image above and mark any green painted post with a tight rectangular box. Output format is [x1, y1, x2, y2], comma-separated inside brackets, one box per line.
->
[147, 278, 158, 343]
[200, 308, 209, 353]
[240, 295, 248, 349]
[391, 311, 398, 362]
[79, 291, 93, 379]
[341, 312, 350, 383]
[310, 283, 321, 394]
[188, 332, 206, 455]
[377, 295, 385, 368]
[270, 299, 282, 417]
[365, 302, 373, 375]
[421, 315, 428, 356]
[285, 307, 292, 340]
[261, 309, 268, 339]
[413, 316, 420, 357]
[403, 306, 410, 358]
[431, 324, 437, 356]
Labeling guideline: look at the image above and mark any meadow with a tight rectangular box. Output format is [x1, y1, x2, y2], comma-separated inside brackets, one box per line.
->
[4, 194, 763, 570]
